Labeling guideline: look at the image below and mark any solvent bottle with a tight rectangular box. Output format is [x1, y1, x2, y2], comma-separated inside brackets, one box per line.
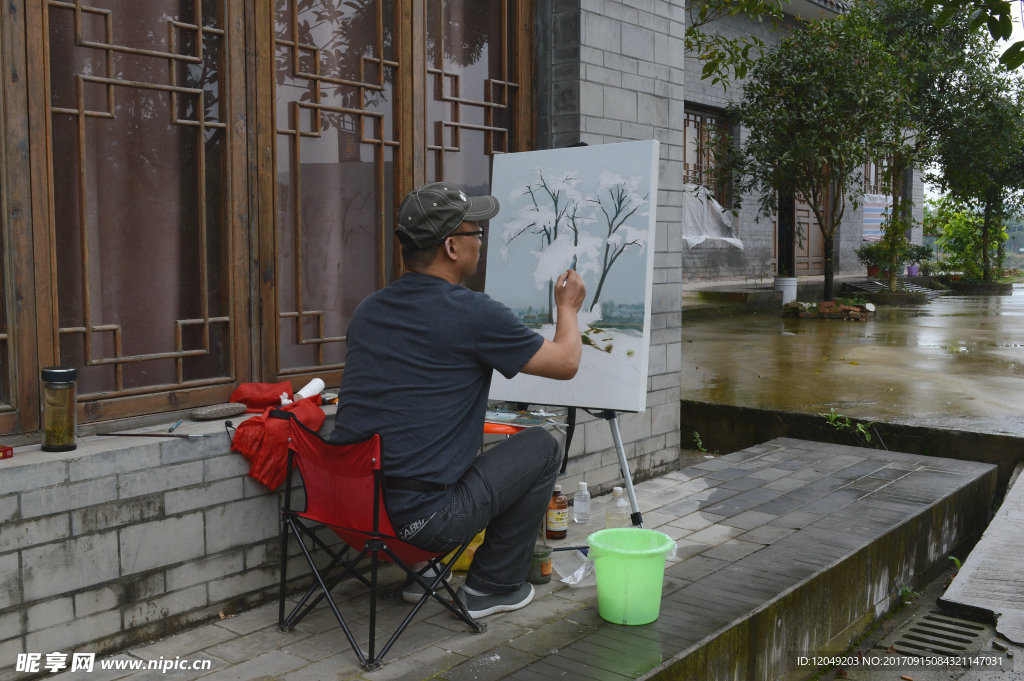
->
[546, 484, 569, 539]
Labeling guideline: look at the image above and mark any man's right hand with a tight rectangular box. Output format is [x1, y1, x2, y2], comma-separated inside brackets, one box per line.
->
[521, 270, 586, 380]
[555, 269, 586, 312]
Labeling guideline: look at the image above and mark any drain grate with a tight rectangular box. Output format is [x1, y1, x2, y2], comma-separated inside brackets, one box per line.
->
[887, 611, 990, 657]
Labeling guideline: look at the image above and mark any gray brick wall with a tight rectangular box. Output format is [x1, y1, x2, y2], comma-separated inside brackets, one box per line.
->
[0, 434, 292, 676]
[535, 0, 685, 499]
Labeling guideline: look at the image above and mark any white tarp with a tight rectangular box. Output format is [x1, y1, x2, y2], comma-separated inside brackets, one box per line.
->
[681, 184, 743, 249]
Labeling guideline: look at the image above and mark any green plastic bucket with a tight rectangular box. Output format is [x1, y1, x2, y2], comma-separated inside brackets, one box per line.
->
[587, 528, 674, 625]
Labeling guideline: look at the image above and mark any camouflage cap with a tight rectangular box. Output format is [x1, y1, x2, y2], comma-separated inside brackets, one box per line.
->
[395, 182, 499, 249]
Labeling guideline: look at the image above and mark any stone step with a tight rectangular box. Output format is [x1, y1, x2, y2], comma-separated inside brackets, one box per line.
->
[505, 439, 996, 681]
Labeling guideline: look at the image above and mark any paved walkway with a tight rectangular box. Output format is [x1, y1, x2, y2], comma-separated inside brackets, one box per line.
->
[51, 439, 996, 681]
[942, 464, 1024, 645]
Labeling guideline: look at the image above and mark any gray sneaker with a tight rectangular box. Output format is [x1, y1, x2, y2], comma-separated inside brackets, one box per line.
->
[455, 582, 535, 618]
[400, 565, 450, 604]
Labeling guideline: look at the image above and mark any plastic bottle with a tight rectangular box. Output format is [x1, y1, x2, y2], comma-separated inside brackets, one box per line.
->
[545, 484, 569, 539]
[605, 486, 631, 528]
[573, 481, 591, 523]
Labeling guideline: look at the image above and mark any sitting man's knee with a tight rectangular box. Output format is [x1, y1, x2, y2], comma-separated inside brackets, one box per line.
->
[532, 426, 559, 448]
[513, 426, 559, 460]
[527, 427, 561, 473]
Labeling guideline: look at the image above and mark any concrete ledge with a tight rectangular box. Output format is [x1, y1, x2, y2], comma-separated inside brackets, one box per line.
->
[681, 400, 1022, 494]
[694, 289, 782, 308]
[945, 281, 1015, 296]
[940, 463, 1024, 644]
[646, 451, 994, 680]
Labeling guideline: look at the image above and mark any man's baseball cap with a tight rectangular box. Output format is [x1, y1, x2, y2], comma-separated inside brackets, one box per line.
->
[396, 182, 500, 249]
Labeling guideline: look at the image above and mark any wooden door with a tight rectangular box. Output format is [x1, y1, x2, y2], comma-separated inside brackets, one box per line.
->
[794, 195, 824, 275]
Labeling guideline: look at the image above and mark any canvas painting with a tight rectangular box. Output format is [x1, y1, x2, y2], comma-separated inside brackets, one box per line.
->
[485, 140, 659, 413]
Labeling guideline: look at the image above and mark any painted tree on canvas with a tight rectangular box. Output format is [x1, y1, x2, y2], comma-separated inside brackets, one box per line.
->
[588, 171, 648, 312]
[500, 170, 591, 321]
[501, 168, 648, 318]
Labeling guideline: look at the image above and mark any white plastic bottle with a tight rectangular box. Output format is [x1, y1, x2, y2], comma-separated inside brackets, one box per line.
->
[605, 486, 631, 528]
[573, 481, 591, 523]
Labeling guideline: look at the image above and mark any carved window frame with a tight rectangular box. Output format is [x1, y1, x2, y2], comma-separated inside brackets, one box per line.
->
[0, 0, 533, 438]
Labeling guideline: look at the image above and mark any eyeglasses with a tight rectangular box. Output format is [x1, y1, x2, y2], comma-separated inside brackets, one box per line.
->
[448, 229, 485, 240]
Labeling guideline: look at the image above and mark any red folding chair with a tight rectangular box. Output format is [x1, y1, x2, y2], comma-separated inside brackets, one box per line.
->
[273, 411, 484, 669]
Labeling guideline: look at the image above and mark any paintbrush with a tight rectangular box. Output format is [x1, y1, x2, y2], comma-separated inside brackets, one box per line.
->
[103, 432, 199, 439]
[562, 254, 578, 288]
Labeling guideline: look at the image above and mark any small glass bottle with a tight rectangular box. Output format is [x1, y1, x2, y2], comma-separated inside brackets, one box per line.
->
[41, 366, 77, 452]
[528, 544, 553, 584]
[545, 484, 569, 539]
[605, 486, 631, 528]
[573, 481, 591, 523]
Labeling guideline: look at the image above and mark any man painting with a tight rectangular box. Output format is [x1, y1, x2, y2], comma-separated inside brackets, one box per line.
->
[331, 182, 585, 617]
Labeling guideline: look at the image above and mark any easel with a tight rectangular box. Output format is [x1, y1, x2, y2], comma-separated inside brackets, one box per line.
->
[485, 406, 643, 528]
[592, 410, 644, 528]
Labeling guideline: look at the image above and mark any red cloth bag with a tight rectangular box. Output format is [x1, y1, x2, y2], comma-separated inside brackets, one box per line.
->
[229, 381, 294, 413]
[231, 397, 325, 490]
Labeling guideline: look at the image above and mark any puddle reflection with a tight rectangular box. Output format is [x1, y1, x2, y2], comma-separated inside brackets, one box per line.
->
[683, 285, 1024, 433]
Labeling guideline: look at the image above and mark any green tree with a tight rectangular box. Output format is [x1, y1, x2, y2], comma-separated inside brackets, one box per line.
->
[685, 0, 788, 87]
[727, 18, 897, 300]
[847, 0, 981, 292]
[929, 56, 1024, 281]
[925, 0, 1024, 68]
[929, 196, 1006, 280]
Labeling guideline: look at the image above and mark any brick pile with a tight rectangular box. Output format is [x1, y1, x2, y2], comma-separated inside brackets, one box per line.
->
[783, 300, 875, 320]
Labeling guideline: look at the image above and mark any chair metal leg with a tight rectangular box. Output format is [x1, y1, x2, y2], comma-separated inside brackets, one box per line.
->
[281, 522, 369, 630]
[278, 513, 290, 631]
[367, 540, 382, 668]
[285, 545, 365, 627]
[367, 543, 485, 665]
[286, 518, 369, 668]
[279, 518, 485, 668]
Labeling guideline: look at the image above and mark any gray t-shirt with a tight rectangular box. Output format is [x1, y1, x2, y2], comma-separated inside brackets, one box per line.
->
[330, 272, 544, 527]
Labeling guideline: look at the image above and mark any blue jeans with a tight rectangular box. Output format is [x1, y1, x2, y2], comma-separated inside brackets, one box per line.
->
[401, 427, 560, 593]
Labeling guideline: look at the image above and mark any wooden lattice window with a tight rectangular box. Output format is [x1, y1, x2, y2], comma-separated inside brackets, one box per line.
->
[46, 0, 242, 415]
[272, 0, 399, 377]
[270, 0, 528, 380]
[425, 1, 518, 186]
[683, 106, 729, 206]
[0, 173, 8, 412]
[0, 0, 531, 436]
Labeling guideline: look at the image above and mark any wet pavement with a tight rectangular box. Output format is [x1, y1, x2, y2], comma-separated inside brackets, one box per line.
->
[46, 439, 997, 681]
[682, 283, 1024, 437]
